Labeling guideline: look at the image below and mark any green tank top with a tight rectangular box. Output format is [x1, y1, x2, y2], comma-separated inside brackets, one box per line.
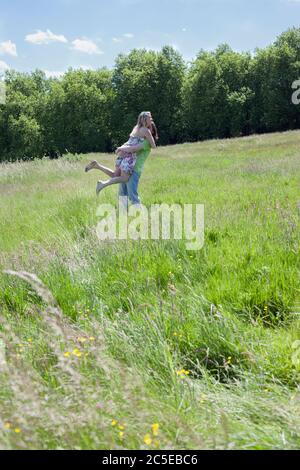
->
[134, 139, 151, 175]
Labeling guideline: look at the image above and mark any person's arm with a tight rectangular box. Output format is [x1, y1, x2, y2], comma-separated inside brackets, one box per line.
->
[116, 143, 144, 154]
[144, 128, 156, 149]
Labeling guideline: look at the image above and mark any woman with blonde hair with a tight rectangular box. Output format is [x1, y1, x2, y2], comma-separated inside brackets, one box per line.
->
[85, 111, 157, 196]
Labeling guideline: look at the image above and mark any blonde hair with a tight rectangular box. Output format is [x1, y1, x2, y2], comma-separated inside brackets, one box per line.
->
[136, 111, 151, 129]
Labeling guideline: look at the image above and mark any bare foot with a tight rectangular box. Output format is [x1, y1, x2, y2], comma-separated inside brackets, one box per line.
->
[85, 160, 98, 173]
[96, 181, 105, 196]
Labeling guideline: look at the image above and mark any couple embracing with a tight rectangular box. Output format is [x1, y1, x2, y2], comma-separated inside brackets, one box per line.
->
[85, 111, 159, 207]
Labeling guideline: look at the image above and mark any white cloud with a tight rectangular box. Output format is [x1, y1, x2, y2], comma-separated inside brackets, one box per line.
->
[72, 38, 103, 55]
[0, 60, 10, 73]
[0, 40, 17, 57]
[113, 33, 134, 43]
[26, 29, 68, 45]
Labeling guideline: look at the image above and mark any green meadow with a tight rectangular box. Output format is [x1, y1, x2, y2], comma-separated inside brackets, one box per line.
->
[0, 130, 299, 450]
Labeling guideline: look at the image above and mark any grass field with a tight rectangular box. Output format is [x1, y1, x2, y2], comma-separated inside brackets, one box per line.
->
[0, 130, 299, 450]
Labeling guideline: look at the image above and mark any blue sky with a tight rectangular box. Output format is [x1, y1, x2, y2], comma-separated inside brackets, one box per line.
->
[0, 0, 300, 77]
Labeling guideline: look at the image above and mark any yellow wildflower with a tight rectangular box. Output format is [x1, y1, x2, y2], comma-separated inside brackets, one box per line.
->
[72, 349, 82, 357]
[144, 434, 152, 446]
[118, 425, 125, 430]
[151, 423, 160, 436]
[89, 337, 95, 342]
[111, 420, 118, 427]
[176, 369, 190, 377]
[14, 428, 21, 434]
[119, 431, 124, 438]
[4, 422, 11, 429]
[64, 352, 70, 358]
[78, 337, 87, 343]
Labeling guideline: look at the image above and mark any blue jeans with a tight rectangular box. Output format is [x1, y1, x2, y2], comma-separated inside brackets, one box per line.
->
[118, 170, 141, 206]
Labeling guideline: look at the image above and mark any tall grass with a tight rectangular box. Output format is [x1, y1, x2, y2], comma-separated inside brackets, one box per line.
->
[0, 131, 299, 449]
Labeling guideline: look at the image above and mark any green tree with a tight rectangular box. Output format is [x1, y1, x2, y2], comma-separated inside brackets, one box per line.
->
[183, 51, 226, 140]
[111, 46, 185, 146]
[1, 28, 300, 162]
[42, 68, 114, 154]
[155, 46, 186, 144]
[251, 28, 300, 133]
[6, 114, 43, 160]
[0, 70, 48, 161]
[184, 46, 253, 140]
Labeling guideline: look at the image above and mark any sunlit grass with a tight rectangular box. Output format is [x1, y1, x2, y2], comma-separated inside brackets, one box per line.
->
[0, 130, 299, 449]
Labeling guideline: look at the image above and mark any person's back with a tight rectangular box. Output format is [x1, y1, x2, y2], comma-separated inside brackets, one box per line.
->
[124, 134, 144, 148]
[130, 125, 149, 140]
[134, 139, 151, 175]
[116, 134, 144, 160]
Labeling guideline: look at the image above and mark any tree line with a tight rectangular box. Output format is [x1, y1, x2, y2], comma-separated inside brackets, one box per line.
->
[1, 28, 300, 162]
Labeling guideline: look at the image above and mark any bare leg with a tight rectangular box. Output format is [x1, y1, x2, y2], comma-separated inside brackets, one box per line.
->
[96, 171, 130, 196]
[85, 160, 115, 178]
